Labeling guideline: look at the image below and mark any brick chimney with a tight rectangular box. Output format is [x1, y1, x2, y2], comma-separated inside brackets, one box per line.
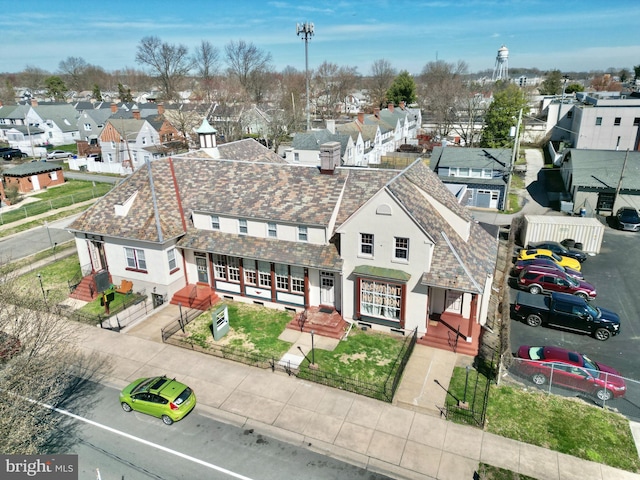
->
[111, 102, 118, 113]
[374, 107, 380, 118]
[132, 107, 141, 120]
[157, 103, 165, 116]
[31, 99, 38, 107]
[319, 141, 341, 174]
[399, 101, 406, 110]
[357, 112, 364, 124]
[388, 103, 394, 112]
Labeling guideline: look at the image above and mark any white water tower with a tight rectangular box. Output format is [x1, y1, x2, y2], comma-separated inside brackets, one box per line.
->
[492, 45, 509, 81]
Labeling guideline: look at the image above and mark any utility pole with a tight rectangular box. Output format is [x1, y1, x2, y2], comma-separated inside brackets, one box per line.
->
[296, 22, 314, 131]
[614, 149, 630, 211]
[504, 108, 523, 211]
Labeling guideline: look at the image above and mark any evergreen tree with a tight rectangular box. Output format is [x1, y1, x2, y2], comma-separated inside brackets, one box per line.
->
[44, 76, 68, 101]
[386, 70, 417, 105]
[480, 83, 529, 148]
[118, 83, 133, 102]
[92, 84, 103, 101]
[538, 70, 563, 95]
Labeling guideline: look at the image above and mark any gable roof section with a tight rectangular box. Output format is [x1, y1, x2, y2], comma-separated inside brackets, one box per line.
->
[214, 138, 286, 163]
[173, 158, 346, 226]
[567, 149, 640, 191]
[3, 162, 62, 177]
[31, 104, 80, 133]
[386, 160, 496, 293]
[431, 147, 512, 171]
[67, 160, 185, 243]
[292, 130, 351, 155]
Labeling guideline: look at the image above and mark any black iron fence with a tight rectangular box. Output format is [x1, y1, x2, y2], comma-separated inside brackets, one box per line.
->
[161, 309, 417, 403]
[63, 294, 150, 331]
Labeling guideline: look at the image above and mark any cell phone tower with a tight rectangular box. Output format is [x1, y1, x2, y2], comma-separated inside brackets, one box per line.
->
[492, 45, 509, 81]
[297, 22, 314, 131]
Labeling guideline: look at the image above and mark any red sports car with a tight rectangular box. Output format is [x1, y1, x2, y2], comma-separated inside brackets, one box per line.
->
[515, 345, 626, 401]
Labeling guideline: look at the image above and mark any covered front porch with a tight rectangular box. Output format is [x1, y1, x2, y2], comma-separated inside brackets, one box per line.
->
[417, 311, 481, 356]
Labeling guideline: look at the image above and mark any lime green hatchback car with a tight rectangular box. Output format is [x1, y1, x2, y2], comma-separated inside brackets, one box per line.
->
[119, 376, 196, 425]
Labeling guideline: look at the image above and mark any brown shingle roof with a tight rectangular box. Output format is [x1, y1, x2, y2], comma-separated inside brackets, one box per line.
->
[178, 229, 342, 271]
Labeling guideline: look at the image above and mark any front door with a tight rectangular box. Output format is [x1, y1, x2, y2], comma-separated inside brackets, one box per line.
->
[320, 271, 335, 306]
[196, 254, 209, 283]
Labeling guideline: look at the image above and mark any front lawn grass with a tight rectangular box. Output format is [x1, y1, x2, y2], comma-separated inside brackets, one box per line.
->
[76, 290, 146, 319]
[182, 302, 293, 359]
[7, 253, 81, 305]
[302, 328, 405, 383]
[447, 367, 640, 473]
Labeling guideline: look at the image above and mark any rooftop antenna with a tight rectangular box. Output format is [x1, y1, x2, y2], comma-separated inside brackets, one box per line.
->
[296, 21, 314, 131]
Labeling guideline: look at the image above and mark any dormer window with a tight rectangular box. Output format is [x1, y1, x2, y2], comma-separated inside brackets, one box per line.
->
[238, 219, 248, 235]
[297, 226, 308, 242]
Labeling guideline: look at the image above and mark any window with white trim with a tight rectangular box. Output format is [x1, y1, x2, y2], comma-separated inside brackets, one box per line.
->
[214, 254, 239, 282]
[84, 123, 92, 131]
[394, 237, 409, 260]
[268, 222, 277, 238]
[258, 261, 271, 287]
[124, 247, 147, 271]
[211, 215, 220, 230]
[167, 248, 177, 271]
[244, 259, 256, 285]
[297, 226, 307, 242]
[360, 233, 374, 256]
[238, 219, 248, 234]
[275, 264, 289, 290]
[360, 279, 401, 320]
[291, 266, 305, 293]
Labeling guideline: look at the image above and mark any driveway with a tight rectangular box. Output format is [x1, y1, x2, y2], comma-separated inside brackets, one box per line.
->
[509, 225, 640, 419]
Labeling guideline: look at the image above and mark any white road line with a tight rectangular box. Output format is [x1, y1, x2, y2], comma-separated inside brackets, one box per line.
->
[28, 397, 255, 480]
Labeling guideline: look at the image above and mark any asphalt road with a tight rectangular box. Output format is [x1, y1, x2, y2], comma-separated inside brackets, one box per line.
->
[0, 216, 77, 263]
[59, 382, 392, 480]
[508, 225, 640, 419]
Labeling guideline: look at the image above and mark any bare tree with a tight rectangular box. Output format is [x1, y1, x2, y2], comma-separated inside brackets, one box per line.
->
[273, 66, 306, 132]
[58, 56, 89, 93]
[0, 280, 105, 454]
[135, 36, 195, 102]
[224, 40, 273, 101]
[451, 85, 488, 147]
[418, 60, 468, 139]
[19, 65, 49, 96]
[368, 59, 396, 109]
[194, 40, 220, 103]
[164, 105, 203, 148]
[312, 61, 360, 119]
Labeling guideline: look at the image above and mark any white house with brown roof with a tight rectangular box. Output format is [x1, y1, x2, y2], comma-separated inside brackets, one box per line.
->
[67, 136, 497, 355]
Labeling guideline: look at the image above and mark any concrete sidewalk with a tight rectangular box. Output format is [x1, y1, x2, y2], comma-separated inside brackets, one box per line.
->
[70, 303, 640, 480]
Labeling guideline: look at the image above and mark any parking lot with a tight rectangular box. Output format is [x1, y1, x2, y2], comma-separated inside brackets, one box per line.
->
[508, 225, 640, 419]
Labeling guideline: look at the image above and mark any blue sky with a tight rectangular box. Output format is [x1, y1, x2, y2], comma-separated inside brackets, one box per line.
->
[2, 1, 639, 76]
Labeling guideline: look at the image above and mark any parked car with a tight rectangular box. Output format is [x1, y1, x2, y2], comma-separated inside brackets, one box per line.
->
[1, 148, 27, 160]
[517, 248, 582, 272]
[511, 258, 584, 280]
[46, 150, 73, 159]
[527, 241, 587, 263]
[517, 266, 596, 300]
[614, 207, 640, 232]
[515, 345, 626, 401]
[513, 291, 620, 340]
[119, 375, 196, 425]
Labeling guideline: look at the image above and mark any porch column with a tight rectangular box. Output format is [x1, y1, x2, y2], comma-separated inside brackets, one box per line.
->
[303, 268, 309, 308]
[467, 295, 479, 338]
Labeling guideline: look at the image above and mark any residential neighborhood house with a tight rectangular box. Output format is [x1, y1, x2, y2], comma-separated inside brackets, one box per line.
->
[67, 132, 498, 356]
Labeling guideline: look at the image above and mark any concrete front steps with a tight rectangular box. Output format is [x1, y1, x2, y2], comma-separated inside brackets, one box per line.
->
[170, 283, 219, 311]
[286, 306, 349, 340]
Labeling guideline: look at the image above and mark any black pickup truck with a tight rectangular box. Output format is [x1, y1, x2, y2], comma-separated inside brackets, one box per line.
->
[513, 291, 620, 341]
